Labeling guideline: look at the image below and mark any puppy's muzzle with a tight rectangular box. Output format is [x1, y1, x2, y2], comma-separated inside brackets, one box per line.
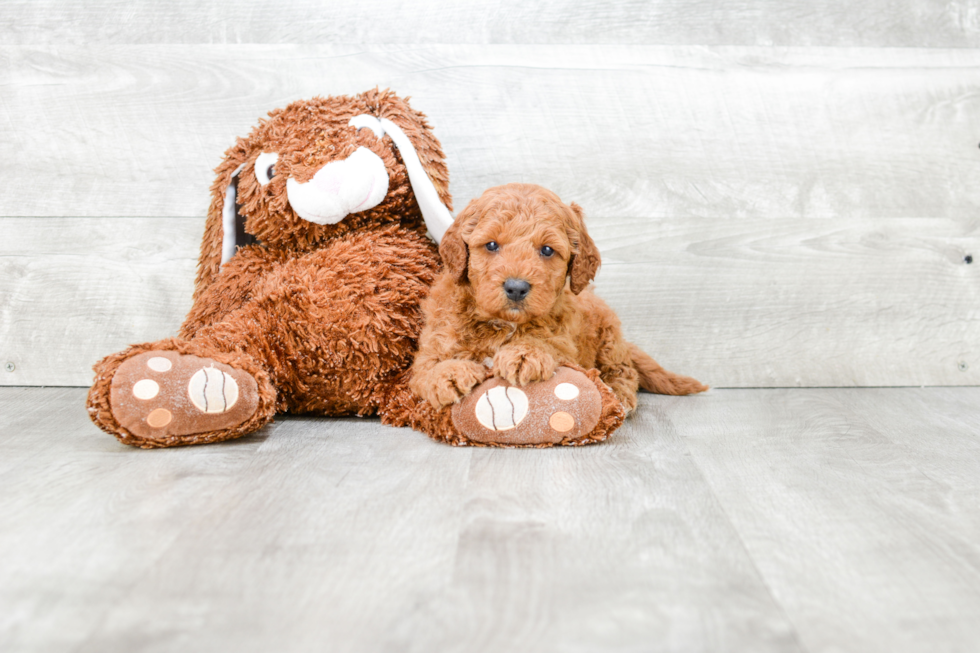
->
[503, 278, 531, 302]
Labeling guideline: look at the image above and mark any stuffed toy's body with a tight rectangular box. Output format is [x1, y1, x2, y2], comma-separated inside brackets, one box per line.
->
[88, 90, 455, 447]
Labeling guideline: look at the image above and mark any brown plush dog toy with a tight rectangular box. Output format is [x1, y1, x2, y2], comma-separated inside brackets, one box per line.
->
[407, 183, 708, 447]
[87, 89, 457, 447]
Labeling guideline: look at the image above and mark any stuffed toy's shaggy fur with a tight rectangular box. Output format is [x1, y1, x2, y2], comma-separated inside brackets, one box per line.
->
[87, 90, 453, 447]
[407, 183, 707, 447]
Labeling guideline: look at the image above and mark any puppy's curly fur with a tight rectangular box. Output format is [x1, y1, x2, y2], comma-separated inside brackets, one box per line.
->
[410, 183, 706, 422]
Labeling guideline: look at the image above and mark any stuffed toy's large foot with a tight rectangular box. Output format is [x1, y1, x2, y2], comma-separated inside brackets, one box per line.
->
[110, 350, 259, 439]
[88, 340, 277, 448]
[450, 366, 625, 446]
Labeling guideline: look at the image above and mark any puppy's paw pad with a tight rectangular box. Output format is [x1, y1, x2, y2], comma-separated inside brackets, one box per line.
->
[452, 367, 602, 446]
[110, 351, 259, 441]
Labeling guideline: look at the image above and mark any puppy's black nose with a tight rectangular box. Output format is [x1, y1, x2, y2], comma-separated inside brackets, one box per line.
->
[503, 278, 531, 302]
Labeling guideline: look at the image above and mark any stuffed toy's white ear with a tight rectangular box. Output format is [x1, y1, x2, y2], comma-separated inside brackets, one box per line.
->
[375, 117, 455, 243]
[220, 163, 246, 265]
[349, 114, 385, 139]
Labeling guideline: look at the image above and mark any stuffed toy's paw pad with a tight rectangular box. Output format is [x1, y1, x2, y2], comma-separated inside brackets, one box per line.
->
[109, 351, 259, 441]
[451, 367, 602, 446]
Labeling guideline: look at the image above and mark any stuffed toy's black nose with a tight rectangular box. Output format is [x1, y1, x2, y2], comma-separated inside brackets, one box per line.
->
[503, 278, 531, 302]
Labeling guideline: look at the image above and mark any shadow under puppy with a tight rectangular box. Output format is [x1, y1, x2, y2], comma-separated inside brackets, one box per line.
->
[408, 182, 706, 447]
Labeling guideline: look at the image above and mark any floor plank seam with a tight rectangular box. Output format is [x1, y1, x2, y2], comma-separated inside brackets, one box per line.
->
[673, 422, 813, 653]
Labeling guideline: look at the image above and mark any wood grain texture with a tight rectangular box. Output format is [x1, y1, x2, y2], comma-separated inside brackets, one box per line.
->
[0, 388, 800, 652]
[4, 0, 980, 47]
[595, 216, 980, 388]
[0, 388, 473, 652]
[2, 46, 980, 220]
[2, 216, 975, 388]
[4, 387, 980, 651]
[389, 411, 801, 652]
[669, 387, 980, 653]
[0, 218, 198, 387]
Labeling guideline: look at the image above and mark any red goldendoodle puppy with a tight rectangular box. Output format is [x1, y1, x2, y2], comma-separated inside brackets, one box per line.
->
[408, 182, 706, 447]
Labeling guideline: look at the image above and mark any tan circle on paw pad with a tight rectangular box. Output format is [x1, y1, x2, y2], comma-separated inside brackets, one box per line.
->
[146, 408, 172, 428]
[475, 386, 529, 431]
[549, 411, 575, 432]
[132, 379, 160, 400]
[188, 367, 239, 413]
[146, 357, 173, 372]
[554, 382, 580, 400]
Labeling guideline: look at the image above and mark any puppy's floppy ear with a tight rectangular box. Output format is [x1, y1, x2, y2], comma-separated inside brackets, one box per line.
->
[439, 200, 478, 283]
[567, 202, 601, 295]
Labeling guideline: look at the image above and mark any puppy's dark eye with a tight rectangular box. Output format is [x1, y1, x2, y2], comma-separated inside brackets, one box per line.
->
[485, 241, 500, 252]
[266, 165, 275, 180]
[540, 245, 555, 257]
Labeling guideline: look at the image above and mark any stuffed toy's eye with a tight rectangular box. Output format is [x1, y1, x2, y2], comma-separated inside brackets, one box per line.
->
[540, 245, 555, 257]
[254, 152, 279, 186]
[485, 241, 500, 252]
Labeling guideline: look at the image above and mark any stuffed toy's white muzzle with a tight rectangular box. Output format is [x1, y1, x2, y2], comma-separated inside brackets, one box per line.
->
[285, 147, 389, 225]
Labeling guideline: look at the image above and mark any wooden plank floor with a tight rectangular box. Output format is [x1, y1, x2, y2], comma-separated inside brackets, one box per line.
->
[2, 388, 979, 652]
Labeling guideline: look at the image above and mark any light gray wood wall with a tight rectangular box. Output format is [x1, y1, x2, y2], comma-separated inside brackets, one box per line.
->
[5, 1, 980, 47]
[1, 4, 978, 387]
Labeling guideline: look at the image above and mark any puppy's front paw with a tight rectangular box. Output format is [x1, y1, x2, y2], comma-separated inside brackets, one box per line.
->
[494, 346, 558, 386]
[421, 360, 487, 409]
